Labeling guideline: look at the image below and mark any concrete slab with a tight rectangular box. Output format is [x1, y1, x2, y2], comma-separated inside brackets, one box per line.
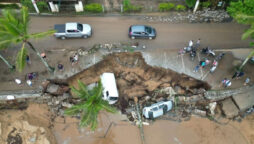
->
[221, 98, 239, 119]
[232, 87, 254, 112]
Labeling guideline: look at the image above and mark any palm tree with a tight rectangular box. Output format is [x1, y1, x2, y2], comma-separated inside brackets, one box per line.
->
[236, 14, 254, 70]
[64, 80, 116, 131]
[0, 6, 55, 72]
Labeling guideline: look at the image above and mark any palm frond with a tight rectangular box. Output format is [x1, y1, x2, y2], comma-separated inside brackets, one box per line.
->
[21, 6, 29, 34]
[242, 29, 254, 40]
[16, 43, 27, 72]
[64, 102, 86, 116]
[70, 86, 84, 98]
[29, 30, 56, 39]
[101, 100, 117, 113]
[77, 80, 89, 99]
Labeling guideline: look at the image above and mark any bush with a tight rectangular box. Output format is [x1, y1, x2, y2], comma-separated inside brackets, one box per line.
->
[21, 0, 34, 12]
[158, 3, 175, 12]
[175, 5, 186, 11]
[84, 3, 103, 13]
[185, 0, 196, 8]
[123, 0, 142, 13]
[0, 4, 20, 9]
[201, 1, 211, 8]
[36, 1, 48, 12]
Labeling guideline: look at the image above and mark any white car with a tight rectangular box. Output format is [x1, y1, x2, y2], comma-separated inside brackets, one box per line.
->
[54, 22, 92, 39]
[142, 101, 173, 119]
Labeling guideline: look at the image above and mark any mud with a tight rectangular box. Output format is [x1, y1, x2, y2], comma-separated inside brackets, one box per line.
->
[0, 104, 57, 144]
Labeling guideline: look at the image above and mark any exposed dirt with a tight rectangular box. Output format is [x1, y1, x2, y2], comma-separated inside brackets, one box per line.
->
[0, 104, 57, 144]
[68, 52, 210, 111]
[68, 52, 210, 96]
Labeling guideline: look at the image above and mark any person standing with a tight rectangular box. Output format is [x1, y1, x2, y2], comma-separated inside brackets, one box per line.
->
[26, 55, 31, 65]
[244, 77, 250, 85]
[189, 40, 193, 48]
[196, 38, 201, 49]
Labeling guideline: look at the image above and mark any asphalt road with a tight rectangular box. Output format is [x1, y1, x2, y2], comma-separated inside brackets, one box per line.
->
[30, 16, 251, 51]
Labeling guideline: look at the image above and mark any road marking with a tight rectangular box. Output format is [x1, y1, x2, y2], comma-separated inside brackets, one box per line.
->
[201, 71, 210, 80]
[181, 54, 185, 73]
[197, 52, 203, 78]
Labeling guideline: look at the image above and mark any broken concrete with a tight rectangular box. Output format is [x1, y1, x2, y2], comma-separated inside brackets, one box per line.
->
[232, 87, 254, 112]
[221, 98, 239, 119]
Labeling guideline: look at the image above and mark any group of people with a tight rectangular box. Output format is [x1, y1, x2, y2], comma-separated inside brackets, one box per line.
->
[178, 39, 201, 57]
[221, 71, 250, 88]
[15, 51, 81, 86]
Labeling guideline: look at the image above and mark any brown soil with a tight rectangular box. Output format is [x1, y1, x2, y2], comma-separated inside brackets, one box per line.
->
[0, 103, 57, 144]
[68, 52, 210, 100]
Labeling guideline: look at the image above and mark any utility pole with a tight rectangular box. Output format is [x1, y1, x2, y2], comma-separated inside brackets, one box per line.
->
[193, 0, 200, 14]
[31, 0, 40, 13]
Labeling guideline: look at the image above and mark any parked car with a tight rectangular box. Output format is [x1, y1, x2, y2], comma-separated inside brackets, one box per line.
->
[128, 25, 156, 40]
[54, 22, 92, 40]
[100, 73, 119, 104]
[142, 101, 173, 119]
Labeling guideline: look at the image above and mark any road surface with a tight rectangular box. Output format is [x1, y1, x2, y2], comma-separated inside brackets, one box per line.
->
[29, 16, 251, 51]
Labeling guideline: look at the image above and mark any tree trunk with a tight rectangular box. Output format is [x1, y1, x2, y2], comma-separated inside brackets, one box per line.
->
[193, 0, 200, 14]
[26, 41, 55, 73]
[239, 49, 254, 70]
[0, 53, 15, 70]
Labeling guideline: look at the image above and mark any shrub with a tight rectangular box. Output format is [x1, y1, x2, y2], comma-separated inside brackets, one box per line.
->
[175, 5, 186, 11]
[0, 4, 20, 9]
[123, 0, 142, 13]
[201, 1, 211, 8]
[36, 1, 48, 12]
[158, 3, 175, 12]
[185, 0, 196, 8]
[84, 3, 103, 13]
[21, 0, 34, 11]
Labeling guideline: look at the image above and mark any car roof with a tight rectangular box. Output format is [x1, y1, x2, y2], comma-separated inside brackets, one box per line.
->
[131, 25, 147, 32]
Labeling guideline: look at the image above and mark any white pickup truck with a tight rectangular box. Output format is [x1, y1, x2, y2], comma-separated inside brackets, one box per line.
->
[54, 22, 92, 40]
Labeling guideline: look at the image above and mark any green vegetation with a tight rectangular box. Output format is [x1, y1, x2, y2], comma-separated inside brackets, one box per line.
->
[21, 0, 48, 12]
[227, 0, 254, 23]
[185, 0, 196, 8]
[0, 7, 55, 72]
[84, 3, 103, 13]
[175, 5, 186, 11]
[0, 4, 20, 9]
[158, 3, 175, 12]
[36, 1, 49, 12]
[64, 80, 116, 131]
[201, 1, 211, 8]
[123, 0, 142, 13]
[227, 0, 254, 70]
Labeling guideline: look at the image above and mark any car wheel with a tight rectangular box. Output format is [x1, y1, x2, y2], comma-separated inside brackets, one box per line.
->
[148, 111, 153, 119]
[163, 105, 168, 114]
[131, 36, 135, 40]
[60, 36, 66, 40]
[149, 37, 153, 40]
[83, 35, 88, 39]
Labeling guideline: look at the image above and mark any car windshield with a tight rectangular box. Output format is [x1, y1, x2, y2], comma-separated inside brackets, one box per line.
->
[145, 26, 152, 34]
[152, 107, 158, 111]
[109, 97, 118, 101]
[77, 23, 83, 31]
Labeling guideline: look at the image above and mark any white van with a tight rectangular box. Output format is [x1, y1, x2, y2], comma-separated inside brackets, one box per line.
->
[100, 73, 119, 104]
[142, 101, 173, 119]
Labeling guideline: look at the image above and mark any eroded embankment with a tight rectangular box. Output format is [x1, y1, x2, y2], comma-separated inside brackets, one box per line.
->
[68, 52, 210, 110]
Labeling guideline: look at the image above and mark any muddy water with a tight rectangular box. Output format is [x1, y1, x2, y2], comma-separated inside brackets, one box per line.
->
[53, 112, 254, 144]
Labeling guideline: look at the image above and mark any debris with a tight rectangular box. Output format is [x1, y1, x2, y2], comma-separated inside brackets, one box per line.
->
[192, 109, 206, 117]
[221, 98, 239, 119]
[209, 102, 217, 115]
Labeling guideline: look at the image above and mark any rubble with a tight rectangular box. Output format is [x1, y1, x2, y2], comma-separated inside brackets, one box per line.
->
[221, 98, 239, 119]
[142, 9, 231, 23]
